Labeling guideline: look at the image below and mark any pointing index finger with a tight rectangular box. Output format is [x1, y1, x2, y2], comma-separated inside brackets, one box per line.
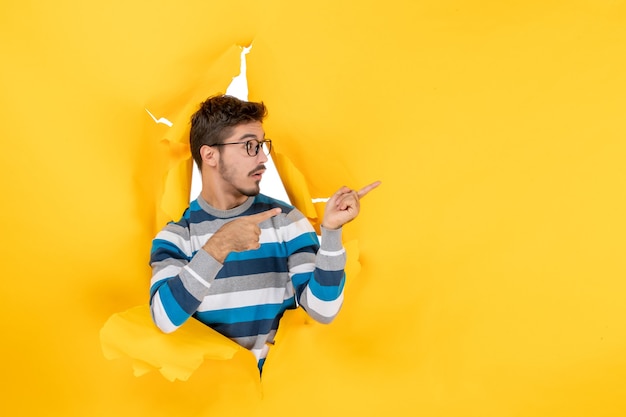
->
[357, 180, 382, 199]
[249, 208, 282, 224]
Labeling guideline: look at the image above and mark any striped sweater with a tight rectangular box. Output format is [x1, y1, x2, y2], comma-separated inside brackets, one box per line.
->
[149, 194, 346, 370]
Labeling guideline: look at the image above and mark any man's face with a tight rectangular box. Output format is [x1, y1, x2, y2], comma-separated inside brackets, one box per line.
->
[216, 121, 269, 198]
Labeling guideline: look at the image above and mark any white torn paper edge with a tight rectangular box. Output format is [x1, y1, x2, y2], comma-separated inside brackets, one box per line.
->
[145, 109, 173, 127]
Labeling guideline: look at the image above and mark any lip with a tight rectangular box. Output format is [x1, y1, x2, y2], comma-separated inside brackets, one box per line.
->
[251, 170, 265, 178]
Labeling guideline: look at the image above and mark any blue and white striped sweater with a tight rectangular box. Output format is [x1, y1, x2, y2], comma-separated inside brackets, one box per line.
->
[149, 194, 346, 369]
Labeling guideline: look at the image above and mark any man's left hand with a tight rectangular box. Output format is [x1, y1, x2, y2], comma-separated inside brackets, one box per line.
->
[321, 181, 381, 230]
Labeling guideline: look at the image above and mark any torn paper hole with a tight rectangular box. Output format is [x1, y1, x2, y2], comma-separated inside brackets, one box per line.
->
[189, 44, 292, 205]
[226, 45, 251, 100]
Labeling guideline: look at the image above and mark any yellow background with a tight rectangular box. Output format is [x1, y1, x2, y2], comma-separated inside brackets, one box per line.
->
[1, 0, 625, 416]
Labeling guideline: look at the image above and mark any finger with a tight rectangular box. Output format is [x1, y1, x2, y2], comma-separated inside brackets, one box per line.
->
[248, 208, 282, 224]
[357, 180, 382, 199]
[331, 186, 352, 198]
[337, 194, 358, 211]
[333, 190, 353, 209]
[330, 186, 354, 206]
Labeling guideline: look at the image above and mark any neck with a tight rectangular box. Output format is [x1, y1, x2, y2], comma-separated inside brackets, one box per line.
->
[200, 169, 249, 210]
[200, 188, 249, 211]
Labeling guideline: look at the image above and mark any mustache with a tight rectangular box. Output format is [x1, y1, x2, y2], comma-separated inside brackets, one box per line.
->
[248, 165, 266, 176]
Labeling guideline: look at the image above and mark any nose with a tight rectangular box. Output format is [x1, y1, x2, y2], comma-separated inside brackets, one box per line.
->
[257, 149, 268, 163]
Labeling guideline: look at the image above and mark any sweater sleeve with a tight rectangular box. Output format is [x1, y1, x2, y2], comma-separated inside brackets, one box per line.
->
[301, 226, 347, 323]
[286, 213, 347, 324]
[148, 223, 223, 333]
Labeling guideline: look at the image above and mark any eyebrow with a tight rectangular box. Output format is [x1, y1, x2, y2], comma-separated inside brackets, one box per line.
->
[237, 133, 265, 141]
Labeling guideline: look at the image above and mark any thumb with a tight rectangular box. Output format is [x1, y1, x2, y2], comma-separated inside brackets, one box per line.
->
[247, 208, 282, 224]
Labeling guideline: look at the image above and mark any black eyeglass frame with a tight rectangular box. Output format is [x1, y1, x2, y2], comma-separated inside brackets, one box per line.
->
[211, 139, 272, 157]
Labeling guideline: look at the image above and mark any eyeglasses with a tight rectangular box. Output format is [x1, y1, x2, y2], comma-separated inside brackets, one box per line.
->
[212, 139, 272, 157]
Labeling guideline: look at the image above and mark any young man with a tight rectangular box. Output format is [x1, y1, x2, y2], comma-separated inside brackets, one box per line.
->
[149, 95, 379, 371]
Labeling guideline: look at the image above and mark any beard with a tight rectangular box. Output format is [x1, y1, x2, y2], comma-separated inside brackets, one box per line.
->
[218, 157, 264, 197]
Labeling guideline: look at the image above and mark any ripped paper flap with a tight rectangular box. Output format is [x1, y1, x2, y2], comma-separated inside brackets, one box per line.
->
[100, 304, 243, 382]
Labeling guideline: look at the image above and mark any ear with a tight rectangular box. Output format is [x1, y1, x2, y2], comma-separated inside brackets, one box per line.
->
[200, 145, 218, 168]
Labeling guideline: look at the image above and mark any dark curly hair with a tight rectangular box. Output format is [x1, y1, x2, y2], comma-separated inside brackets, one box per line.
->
[190, 95, 267, 170]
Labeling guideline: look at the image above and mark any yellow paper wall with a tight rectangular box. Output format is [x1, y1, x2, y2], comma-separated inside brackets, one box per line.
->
[2, 1, 625, 416]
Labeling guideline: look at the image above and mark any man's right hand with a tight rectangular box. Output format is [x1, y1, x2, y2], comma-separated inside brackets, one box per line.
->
[202, 208, 282, 263]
